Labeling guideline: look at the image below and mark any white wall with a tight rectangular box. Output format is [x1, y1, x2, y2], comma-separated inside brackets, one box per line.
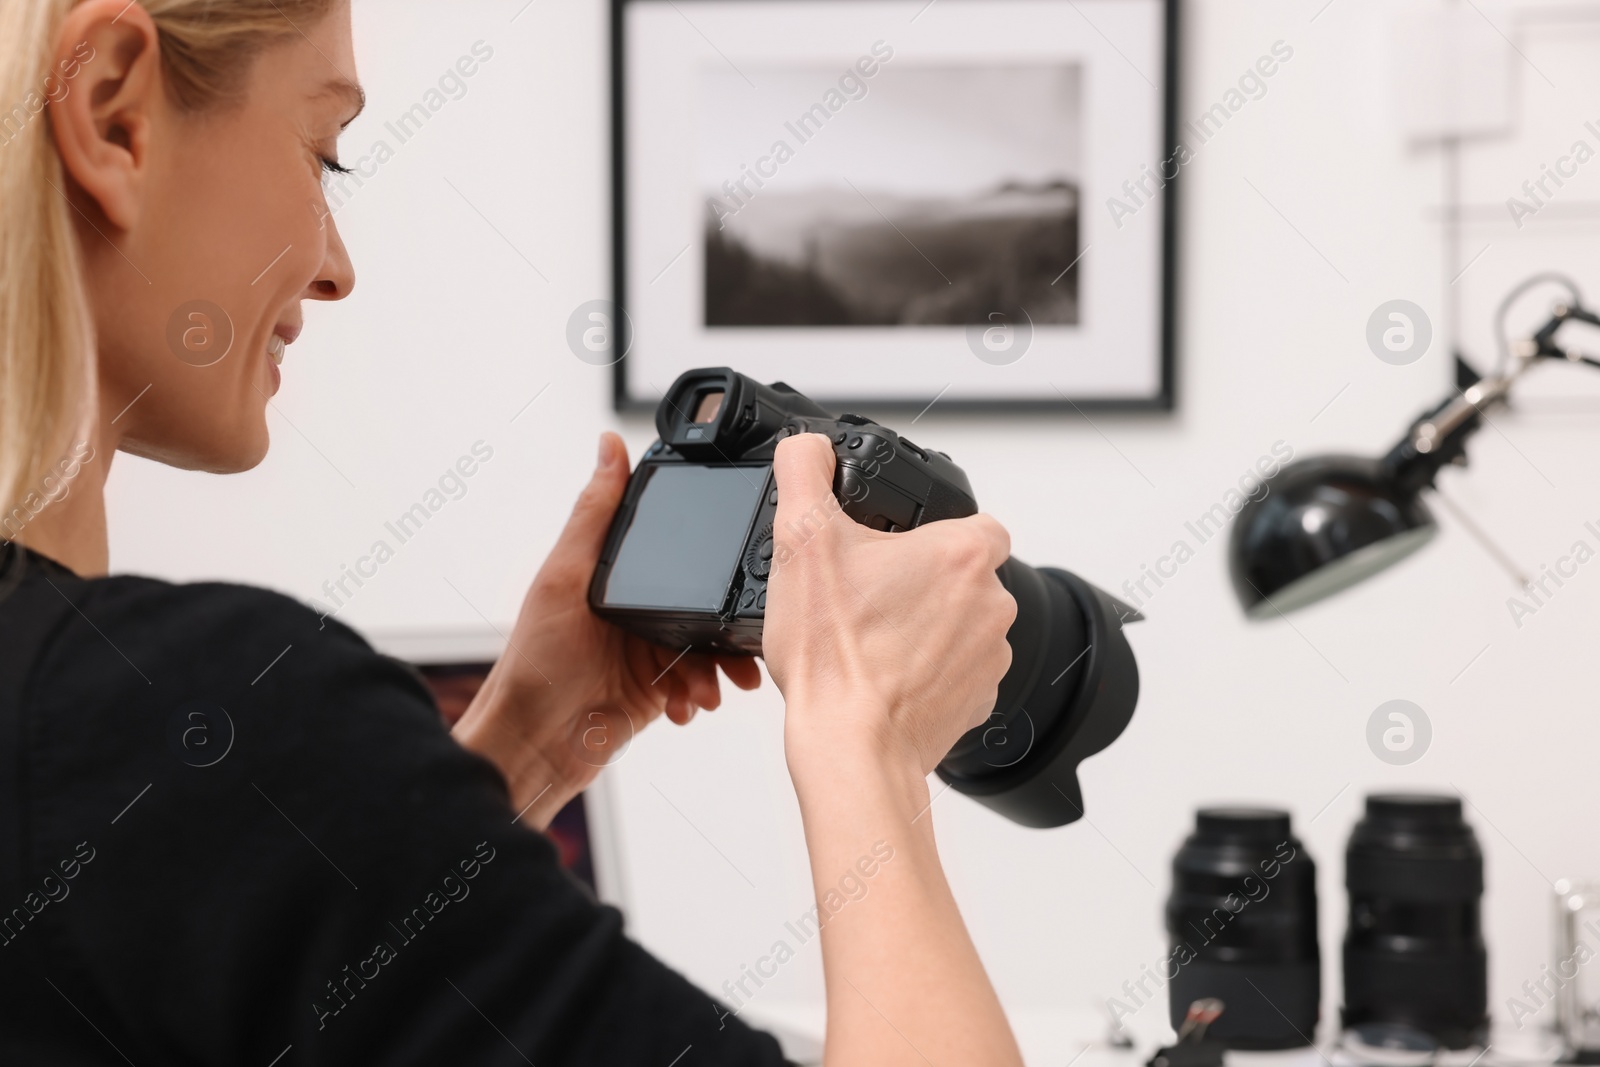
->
[106, 0, 1600, 1057]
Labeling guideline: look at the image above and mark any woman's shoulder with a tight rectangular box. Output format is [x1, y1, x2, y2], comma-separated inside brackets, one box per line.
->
[1, 551, 448, 770]
[5, 543, 373, 662]
[6, 551, 364, 660]
[1, 550, 513, 876]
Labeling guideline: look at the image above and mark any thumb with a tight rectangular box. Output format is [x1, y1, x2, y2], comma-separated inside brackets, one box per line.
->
[548, 433, 631, 572]
[772, 433, 842, 559]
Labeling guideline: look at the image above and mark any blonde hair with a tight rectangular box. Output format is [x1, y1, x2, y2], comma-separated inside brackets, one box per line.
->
[0, 0, 336, 523]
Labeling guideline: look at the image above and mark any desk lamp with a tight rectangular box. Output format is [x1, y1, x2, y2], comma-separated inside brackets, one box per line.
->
[1230, 285, 1598, 618]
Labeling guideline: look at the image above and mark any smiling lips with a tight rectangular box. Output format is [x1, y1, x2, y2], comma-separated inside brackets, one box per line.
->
[269, 323, 301, 367]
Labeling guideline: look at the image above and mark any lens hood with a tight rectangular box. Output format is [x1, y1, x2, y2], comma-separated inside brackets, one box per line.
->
[936, 562, 1140, 828]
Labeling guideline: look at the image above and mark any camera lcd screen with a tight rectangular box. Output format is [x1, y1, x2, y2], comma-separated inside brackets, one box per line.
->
[603, 464, 769, 611]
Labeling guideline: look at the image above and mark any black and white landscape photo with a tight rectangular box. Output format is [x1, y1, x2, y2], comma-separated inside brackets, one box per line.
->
[700, 63, 1083, 328]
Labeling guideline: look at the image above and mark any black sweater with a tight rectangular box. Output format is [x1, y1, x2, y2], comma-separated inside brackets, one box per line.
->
[0, 544, 787, 1065]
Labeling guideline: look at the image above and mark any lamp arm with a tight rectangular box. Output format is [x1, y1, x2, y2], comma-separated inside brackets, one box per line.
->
[1381, 363, 1527, 495]
[1410, 372, 1519, 453]
[1381, 298, 1600, 494]
[1526, 302, 1600, 369]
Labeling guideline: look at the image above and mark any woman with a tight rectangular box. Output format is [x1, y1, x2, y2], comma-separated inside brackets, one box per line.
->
[0, 1, 1023, 1063]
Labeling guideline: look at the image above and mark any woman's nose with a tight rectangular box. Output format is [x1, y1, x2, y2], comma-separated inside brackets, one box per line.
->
[309, 213, 356, 300]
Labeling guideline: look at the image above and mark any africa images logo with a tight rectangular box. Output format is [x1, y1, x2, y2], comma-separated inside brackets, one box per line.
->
[167, 701, 235, 768]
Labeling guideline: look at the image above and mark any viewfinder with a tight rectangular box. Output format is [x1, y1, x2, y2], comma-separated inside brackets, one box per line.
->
[693, 389, 724, 424]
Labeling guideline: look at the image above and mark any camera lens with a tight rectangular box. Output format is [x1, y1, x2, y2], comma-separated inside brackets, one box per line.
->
[935, 560, 1140, 828]
[1164, 808, 1319, 1049]
[1342, 793, 1487, 1048]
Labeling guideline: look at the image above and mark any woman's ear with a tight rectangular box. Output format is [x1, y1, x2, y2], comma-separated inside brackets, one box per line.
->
[48, 0, 165, 232]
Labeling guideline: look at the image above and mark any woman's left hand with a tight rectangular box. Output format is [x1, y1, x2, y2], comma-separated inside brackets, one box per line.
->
[451, 432, 762, 828]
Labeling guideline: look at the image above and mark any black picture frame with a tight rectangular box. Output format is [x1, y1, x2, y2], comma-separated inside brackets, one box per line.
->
[610, 0, 1179, 415]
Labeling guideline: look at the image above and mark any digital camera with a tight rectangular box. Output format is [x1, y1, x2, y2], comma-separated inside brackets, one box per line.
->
[589, 368, 1141, 827]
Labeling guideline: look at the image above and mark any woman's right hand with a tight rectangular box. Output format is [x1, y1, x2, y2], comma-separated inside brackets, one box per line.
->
[762, 432, 1017, 781]
[762, 432, 1027, 1067]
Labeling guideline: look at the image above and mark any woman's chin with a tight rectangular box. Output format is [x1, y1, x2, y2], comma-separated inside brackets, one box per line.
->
[121, 429, 270, 474]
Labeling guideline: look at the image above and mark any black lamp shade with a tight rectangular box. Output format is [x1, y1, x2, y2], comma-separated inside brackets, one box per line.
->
[1229, 456, 1437, 618]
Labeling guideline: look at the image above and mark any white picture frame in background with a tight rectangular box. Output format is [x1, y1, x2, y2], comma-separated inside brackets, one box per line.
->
[612, 0, 1177, 413]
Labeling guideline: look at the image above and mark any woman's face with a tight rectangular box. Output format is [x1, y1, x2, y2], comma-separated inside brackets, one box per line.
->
[62, 1, 360, 473]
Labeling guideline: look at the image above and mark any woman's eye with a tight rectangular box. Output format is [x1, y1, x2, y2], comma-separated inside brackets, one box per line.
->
[320, 156, 353, 177]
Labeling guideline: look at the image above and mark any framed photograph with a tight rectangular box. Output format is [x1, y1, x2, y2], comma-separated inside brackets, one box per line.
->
[611, 0, 1177, 413]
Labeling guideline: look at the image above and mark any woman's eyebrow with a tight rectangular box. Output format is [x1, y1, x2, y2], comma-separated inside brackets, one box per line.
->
[314, 77, 367, 127]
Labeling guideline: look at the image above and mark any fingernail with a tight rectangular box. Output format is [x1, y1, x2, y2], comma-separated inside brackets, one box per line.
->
[596, 434, 609, 469]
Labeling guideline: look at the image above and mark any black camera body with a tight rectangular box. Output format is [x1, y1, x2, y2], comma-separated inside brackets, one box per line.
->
[589, 368, 978, 655]
[590, 367, 1141, 828]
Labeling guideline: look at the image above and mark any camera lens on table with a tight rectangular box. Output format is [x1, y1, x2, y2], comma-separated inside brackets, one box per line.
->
[1342, 793, 1488, 1048]
[1165, 807, 1319, 1049]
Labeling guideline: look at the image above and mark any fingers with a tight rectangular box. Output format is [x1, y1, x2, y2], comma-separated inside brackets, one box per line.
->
[545, 433, 631, 579]
[667, 653, 761, 709]
[647, 647, 717, 720]
[653, 652, 763, 728]
[662, 674, 693, 725]
[970, 513, 1012, 567]
[677, 654, 723, 711]
[715, 654, 763, 691]
[771, 434, 841, 561]
[773, 433, 836, 509]
[932, 512, 1011, 570]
